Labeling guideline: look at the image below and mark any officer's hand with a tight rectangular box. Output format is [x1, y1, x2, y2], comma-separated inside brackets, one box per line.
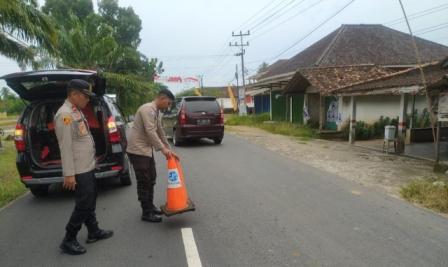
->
[171, 151, 180, 161]
[63, 176, 76, 191]
[161, 147, 179, 161]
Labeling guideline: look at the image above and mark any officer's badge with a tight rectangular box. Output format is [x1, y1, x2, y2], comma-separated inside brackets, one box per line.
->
[63, 116, 72, 125]
[78, 121, 88, 136]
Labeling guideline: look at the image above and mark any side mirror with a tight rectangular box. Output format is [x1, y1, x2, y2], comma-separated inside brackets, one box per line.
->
[127, 115, 134, 122]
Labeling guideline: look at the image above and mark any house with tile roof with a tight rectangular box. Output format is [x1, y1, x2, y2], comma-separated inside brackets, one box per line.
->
[247, 24, 448, 133]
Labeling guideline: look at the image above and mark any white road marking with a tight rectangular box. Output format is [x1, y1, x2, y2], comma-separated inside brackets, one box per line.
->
[181, 228, 203, 267]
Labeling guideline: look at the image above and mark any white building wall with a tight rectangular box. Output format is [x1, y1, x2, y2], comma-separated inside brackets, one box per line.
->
[340, 95, 427, 125]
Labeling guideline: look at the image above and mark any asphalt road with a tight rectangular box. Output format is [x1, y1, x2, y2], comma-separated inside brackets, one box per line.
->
[2, 134, 448, 266]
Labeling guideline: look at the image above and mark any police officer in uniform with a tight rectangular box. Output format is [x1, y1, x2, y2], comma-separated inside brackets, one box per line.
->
[127, 89, 179, 223]
[55, 79, 113, 255]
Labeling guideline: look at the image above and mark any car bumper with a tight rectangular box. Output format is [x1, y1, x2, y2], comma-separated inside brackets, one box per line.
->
[178, 125, 224, 139]
[21, 170, 120, 185]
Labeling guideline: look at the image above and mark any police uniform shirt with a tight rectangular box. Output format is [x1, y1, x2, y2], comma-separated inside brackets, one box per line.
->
[54, 99, 96, 176]
[126, 101, 170, 158]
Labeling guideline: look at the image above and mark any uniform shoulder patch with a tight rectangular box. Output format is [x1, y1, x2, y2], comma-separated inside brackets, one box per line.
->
[63, 115, 72, 125]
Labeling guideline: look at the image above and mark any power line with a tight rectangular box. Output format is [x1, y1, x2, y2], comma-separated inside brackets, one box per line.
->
[234, 0, 284, 31]
[414, 22, 448, 35]
[250, 0, 324, 41]
[385, 3, 448, 26]
[271, 0, 355, 61]
[249, 0, 299, 31]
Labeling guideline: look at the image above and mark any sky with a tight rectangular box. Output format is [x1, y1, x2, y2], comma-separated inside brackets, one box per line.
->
[1, 0, 448, 94]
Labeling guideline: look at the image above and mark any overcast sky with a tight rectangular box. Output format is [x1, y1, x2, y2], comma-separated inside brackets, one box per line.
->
[1, 0, 448, 93]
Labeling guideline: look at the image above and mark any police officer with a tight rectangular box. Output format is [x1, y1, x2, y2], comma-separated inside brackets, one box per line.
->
[55, 79, 113, 255]
[127, 89, 179, 223]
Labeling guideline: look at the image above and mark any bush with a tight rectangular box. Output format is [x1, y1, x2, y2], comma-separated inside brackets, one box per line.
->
[401, 178, 448, 213]
[226, 113, 316, 140]
[225, 113, 270, 126]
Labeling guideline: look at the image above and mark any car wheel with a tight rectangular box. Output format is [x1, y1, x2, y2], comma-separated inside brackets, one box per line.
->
[213, 137, 223, 145]
[120, 154, 133, 186]
[173, 129, 182, 147]
[29, 185, 49, 197]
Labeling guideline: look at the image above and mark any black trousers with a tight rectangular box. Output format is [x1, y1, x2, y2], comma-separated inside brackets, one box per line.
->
[128, 153, 157, 212]
[65, 170, 99, 239]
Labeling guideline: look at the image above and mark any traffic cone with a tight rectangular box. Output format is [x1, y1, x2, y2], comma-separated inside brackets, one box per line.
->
[160, 156, 195, 217]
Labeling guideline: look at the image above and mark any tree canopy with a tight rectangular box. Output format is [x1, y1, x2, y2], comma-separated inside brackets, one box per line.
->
[0, 0, 58, 67]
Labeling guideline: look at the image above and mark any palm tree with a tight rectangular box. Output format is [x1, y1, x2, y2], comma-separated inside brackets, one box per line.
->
[0, 0, 57, 66]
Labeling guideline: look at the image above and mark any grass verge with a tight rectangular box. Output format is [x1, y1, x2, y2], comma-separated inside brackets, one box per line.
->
[401, 177, 448, 213]
[226, 113, 316, 140]
[0, 140, 27, 208]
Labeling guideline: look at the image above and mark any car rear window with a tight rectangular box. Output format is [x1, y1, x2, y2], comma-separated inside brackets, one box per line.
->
[184, 99, 220, 113]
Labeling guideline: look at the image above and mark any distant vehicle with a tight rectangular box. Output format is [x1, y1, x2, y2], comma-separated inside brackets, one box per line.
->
[162, 96, 224, 146]
[1, 70, 133, 197]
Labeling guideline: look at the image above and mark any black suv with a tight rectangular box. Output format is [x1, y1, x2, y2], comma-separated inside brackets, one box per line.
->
[2, 70, 133, 197]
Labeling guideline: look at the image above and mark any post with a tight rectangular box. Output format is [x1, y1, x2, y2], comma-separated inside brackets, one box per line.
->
[319, 94, 325, 131]
[397, 93, 408, 154]
[338, 96, 344, 131]
[269, 89, 273, 121]
[290, 96, 293, 122]
[435, 121, 440, 164]
[349, 96, 356, 144]
[406, 94, 416, 144]
[303, 93, 309, 125]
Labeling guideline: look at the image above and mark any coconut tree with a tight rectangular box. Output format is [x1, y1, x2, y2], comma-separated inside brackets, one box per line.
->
[0, 0, 57, 66]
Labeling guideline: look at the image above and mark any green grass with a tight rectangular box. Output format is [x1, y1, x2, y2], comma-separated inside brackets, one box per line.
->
[401, 177, 448, 213]
[0, 120, 16, 128]
[226, 113, 316, 140]
[0, 140, 27, 208]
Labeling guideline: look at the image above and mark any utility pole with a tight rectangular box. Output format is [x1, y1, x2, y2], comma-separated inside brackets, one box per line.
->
[197, 75, 204, 89]
[235, 64, 240, 93]
[230, 31, 250, 115]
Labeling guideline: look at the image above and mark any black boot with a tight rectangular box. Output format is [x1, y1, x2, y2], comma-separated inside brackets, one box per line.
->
[152, 204, 163, 215]
[141, 211, 163, 223]
[60, 237, 86, 255]
[86, 229, 114, 244]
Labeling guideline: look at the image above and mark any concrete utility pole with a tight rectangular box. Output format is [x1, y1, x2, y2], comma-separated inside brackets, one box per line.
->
[230, 31, 250, 115]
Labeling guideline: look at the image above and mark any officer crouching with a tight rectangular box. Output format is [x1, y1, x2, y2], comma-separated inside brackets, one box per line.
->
[55, 79, 113, 255]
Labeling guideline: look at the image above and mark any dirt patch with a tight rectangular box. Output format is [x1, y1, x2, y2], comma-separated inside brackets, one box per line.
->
[228, 126, 439, 197]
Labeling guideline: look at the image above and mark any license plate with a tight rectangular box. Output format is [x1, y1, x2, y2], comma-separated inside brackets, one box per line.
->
[197, 119, 210, 125]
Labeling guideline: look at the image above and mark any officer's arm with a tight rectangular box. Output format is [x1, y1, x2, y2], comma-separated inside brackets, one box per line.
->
[54, 113, 76, 176]
[141, 110, 165, 151]
[156, 114, 170, 148]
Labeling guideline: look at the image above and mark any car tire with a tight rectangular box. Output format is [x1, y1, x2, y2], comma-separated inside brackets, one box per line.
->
[173, 129, 182, 147]
[29, 185, 49, 197]
[213, 137, 223, 145]
[120, 155, 133, 186]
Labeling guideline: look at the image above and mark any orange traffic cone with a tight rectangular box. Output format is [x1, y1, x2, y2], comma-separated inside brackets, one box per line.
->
[160, 156, 195, 217]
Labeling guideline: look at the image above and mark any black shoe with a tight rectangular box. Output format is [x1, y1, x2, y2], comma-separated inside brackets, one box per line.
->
[86, 229, 114, 244]
[60, 239, 87, 255]
[141, 212, 163, 223]
[152, 205, 163, 215]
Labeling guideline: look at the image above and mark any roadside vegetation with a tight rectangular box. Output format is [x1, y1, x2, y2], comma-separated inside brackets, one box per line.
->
[226, 113, 316, 140]
[401, 176, 448, 213]
[0, 141, 27, 208]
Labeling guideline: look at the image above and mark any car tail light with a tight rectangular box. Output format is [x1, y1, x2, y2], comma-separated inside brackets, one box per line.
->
[111, 166, 123, 171]
[14, 123, 26, 152]
[179, 108, 187, 125]
[107, 116, 121, 143]
[219, 109, 224, 124]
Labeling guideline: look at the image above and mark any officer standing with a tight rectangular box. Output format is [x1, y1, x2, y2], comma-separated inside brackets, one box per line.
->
[55, 79, 113, 255]
[127, 89, 179, 223]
